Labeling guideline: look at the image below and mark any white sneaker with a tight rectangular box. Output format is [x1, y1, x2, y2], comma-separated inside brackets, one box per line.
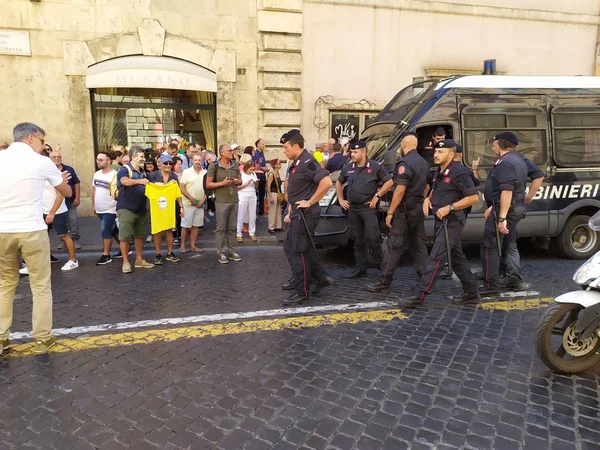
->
[61, 260, 79, 271]
[208, 211, 215, 217]
[19, 264, 29, 275]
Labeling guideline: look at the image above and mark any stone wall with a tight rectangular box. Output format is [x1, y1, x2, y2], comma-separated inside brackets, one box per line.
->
[257, 0, 303, 161]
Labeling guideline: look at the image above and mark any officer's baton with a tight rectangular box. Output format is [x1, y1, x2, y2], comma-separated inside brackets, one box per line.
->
[493, 203, 503, 257]
[298, 207, 318, 255]
[442, 217, 453, 277]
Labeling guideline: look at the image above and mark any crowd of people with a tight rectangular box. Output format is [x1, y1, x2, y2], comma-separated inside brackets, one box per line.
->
[0, 121, 542, 353]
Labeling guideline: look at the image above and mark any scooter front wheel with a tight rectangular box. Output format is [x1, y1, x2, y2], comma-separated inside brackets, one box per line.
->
[535, 302, 600, 374]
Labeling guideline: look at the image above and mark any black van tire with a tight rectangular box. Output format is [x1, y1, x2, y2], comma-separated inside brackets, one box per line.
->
[557, 215, 600, 260]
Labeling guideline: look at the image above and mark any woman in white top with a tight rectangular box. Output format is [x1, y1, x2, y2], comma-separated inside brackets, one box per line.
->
[237, 154, 258, 241]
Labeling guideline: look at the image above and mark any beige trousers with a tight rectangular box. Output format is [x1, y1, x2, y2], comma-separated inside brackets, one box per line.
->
[268, 193, 283, 231]
[0, 230, 53, 340]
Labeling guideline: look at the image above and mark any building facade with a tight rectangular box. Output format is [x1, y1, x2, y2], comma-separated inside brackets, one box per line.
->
[1, 0, 599, 215]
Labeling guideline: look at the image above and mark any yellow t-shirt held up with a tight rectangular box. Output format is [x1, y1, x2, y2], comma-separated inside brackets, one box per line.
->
[145, 181, 182, 234]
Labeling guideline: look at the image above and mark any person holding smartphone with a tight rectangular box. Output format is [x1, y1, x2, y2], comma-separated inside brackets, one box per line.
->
[205, 143, 242, 264]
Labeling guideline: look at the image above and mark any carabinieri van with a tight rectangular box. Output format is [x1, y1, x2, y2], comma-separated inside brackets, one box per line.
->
[316, 75, 600, 259]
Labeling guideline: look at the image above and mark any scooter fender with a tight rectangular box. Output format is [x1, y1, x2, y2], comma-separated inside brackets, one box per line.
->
[555, 291, 600, 340]
[554, 291, 600, 308]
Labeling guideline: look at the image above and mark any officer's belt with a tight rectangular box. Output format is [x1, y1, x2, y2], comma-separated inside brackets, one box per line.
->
[349, 202, 372, 208]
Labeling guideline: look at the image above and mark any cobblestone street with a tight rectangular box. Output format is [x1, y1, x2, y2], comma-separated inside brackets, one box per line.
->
[1, 244, 598, 450]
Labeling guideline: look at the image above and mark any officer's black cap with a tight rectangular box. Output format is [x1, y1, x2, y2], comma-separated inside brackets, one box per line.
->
[455, 143, 463, 154]
[400, 131, 417, 139]
[350, 140, 367, 150]
[493, 131, 519, 145]
[434, 139, 457, 149]
[280, 129, 302, 144]
[433, 126, 446, 137]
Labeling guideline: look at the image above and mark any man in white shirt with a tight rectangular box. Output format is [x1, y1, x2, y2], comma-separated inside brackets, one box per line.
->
[0, 122, 72, 355]
[42, 177, 79, 271]
[179, 154, 206, 253]
[92, 152, 120, 265]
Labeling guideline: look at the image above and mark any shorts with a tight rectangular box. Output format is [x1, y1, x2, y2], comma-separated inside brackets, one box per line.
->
[117, 209, 149, 241]
[181, 205, 205, 228]
[98, 213, 118, 239]
[43, 211, 69, 237]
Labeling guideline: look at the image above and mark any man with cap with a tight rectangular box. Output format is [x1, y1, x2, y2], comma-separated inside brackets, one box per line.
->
[398, 139, 480, 308]
[421, 126, 446, 167]
[339, 137, 351, 160]
[480, 132, 541, 295]
[366, 132, 429, 292]
[280, 129, 334, 304]
[336, 140, 394, 279]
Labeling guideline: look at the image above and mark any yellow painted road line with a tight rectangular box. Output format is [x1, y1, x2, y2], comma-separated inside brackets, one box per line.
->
[3, 309, 408, 358]
[479, 297, 554, 311]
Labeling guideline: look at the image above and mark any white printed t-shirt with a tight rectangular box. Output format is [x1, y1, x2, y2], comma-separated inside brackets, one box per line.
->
[92, 169, 117, 214]
[0, 142, 64, 232]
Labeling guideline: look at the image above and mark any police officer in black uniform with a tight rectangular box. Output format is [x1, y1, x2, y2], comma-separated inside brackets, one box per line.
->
[480, 132, 542, 295]
[281, 129, 334, 304]
[420, 126, 446, 167]
[336, 140, 394, 278]
[399, 139, 480, 308]
[366, 132, 430, 292]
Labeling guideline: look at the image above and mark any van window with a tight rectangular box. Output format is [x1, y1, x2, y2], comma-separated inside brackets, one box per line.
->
[553, 111, 600, 167]
[462, 111, 547, 180]
[464, 130, 546, 167]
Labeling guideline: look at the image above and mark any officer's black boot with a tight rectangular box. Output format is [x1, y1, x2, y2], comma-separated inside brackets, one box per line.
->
[398, 294, 424, 309]
[283, 293, 309, 305]
[365, 278, 391, 292]
[451, 291, 481, 305]
[479, 285, 501, 297]
[347, 268, 367, 279]
[282, 277, 296, 290]
[311, 276, 333, 296]
[503, 278, 525, 291]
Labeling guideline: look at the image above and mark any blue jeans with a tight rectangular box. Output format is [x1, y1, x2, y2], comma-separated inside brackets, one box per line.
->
[98, 213, 118, 240]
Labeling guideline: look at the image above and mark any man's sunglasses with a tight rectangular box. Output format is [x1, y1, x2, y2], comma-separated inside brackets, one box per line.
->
[163, 161, 173, 166]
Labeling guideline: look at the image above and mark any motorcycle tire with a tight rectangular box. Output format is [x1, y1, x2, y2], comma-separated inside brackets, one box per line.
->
[535, 302, 600, 375]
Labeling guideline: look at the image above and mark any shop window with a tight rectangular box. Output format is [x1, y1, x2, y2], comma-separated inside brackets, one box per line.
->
[92, 88, 216, 154]
[330, 111, 379, 143]
[553, 111, 600, 167]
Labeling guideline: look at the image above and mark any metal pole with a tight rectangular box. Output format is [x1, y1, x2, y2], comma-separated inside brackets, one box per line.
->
[493, 202, 503, 257]
[298, 207, 318, 254]
[442, 217, 453, 277]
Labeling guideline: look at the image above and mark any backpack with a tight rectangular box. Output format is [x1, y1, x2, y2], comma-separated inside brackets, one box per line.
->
[203, 162, 219, 199]
[109, 164, 133, 200]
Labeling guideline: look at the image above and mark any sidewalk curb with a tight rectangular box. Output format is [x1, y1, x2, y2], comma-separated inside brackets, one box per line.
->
[52, 238, 284, 256]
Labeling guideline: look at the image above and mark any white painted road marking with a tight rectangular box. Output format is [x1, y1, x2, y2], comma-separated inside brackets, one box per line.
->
[10, 301, 396, 339]
[500, 290, 539, 298]
[10, 291, 542, 340]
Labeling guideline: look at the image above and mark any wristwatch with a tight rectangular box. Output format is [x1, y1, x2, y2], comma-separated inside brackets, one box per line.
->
[498, 217, 506, 222]
[375, 193, 380, 198]
[449, 204, 455, 212]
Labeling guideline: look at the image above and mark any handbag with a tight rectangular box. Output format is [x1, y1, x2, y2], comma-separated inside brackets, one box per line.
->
[273, 174, 285, 203]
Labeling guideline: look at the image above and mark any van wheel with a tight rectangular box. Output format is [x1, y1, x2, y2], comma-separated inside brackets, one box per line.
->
[557, 215, 600, 260]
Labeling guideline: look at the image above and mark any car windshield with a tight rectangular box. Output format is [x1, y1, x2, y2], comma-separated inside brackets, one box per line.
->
[361, 123, 397, 159]
[373, 80, 438, 124]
